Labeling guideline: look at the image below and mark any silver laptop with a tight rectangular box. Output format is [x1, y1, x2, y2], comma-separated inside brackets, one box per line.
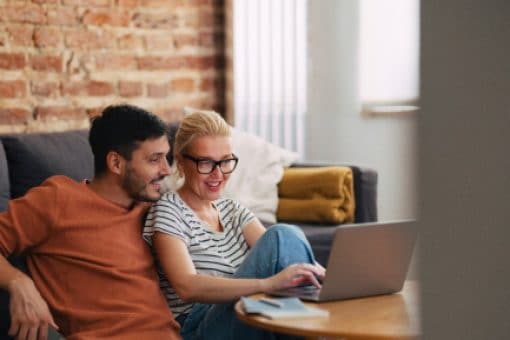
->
[270, 220, 417, 302]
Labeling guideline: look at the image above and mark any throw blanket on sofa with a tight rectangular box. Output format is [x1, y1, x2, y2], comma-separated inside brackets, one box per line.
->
[277, 167, 355, 224]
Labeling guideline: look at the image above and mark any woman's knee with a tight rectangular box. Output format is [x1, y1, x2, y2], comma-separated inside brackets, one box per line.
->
[266, 223, 306, 240]
[264, 224, 315, 267]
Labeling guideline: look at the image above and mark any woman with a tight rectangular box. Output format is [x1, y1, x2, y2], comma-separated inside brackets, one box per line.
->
[143, 111, 325, 340]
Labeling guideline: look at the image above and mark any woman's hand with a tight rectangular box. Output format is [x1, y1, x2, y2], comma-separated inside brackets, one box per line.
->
[263, 263, 324, 292]
[314, 261, 326, 282]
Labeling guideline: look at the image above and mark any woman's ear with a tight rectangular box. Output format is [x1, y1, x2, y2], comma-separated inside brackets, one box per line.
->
[106, 151, 124, 175]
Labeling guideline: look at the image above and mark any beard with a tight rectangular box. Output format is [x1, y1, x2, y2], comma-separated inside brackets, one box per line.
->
[122, 165, 163, 202]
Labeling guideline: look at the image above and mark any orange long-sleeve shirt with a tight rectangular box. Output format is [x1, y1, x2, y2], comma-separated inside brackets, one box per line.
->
[0, 176, 180, 340]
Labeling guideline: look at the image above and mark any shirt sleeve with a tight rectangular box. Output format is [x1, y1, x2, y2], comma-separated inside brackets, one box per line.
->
[143, 196, 190, 246]
[231, 200, 256, 231]
[0, 180, 59, 257]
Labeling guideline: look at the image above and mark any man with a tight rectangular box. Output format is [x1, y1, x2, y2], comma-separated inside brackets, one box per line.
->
[0, 105, 181, 339]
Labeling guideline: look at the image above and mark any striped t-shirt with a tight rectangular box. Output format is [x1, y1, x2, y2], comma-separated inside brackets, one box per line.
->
[143, 191, 255, 318]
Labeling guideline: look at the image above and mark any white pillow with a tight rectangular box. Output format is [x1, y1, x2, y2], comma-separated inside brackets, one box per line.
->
[222, 128, 299, 224]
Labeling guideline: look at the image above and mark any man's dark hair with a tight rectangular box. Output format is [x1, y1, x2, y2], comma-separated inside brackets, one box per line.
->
[89, 104, 168, 176]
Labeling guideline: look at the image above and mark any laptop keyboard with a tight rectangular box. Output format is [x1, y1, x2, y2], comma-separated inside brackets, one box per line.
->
[285, 284, 321, 297]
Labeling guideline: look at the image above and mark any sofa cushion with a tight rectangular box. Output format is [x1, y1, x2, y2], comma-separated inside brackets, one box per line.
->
[1, 130, 94, 199]
[0, 141, 9, 211]
[222, 128, 299, 224]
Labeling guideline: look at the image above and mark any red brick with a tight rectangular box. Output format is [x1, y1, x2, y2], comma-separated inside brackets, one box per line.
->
[119, 81, 142, 97]
[61, 81, 83, 96]
[65, 30, 114, 49]
[185, 9, 224, 28]
[158, 109, 184, 123]
[188, 96, 218, 111]
[117, 0, 139, 6]
[6, 25, 34, 47]
[35, 106, 87, 121]
[3, 4, 46, 24]
[31, 81, 59, 97]
[34, 27, 61, 48]
[207, 0, 225, 5]
[95, 54, 136, 70]
[30, 55, 62, 72]
[82, 9, 130, 27]
[62, 0, 110, 7]
[62, 81, 113, 96]
[170, 78, 194, 92]
[137, 56, 186, 70]
[144, 34, 175, 50]
[199, 31, 224, 47]
[118, 33, 142, 50]
[188, 55, 224, 70]
[198, 32, 214, 47]
[0, 80, 26, 98]
[47, 8, 79, 25]
[139, 0, 185, 7]
[132, 12, 179, 29]
[87, 81, 114, 96]
[200, 77, 223, 92]
[0, 53, 26, 70]
[173, 33, 198, 48]
[147, 83, 168, 98]
[32, 0, 59, 4]
[87, 107, 103, 118]
[0, 108, 31, 125]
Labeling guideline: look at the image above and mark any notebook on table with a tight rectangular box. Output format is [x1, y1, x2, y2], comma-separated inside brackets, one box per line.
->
[270, 220, 417, 302]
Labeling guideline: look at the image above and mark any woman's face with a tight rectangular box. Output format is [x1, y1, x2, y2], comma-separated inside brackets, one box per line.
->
[178, 135, 235, 202]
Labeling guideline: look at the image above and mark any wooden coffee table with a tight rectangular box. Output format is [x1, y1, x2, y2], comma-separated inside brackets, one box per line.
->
[235, 281, 420, 339]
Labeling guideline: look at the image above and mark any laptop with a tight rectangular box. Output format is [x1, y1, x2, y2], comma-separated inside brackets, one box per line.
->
[270, 220, 417, 302]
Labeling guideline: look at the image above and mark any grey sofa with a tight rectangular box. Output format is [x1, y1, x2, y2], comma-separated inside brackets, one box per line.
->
[0, 125, 377, 336]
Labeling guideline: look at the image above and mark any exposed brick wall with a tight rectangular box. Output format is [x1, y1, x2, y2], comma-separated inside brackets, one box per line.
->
[0, 0, 226, 134]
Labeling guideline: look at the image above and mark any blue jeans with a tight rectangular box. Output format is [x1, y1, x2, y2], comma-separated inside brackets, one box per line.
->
[178, 224, 315, 340]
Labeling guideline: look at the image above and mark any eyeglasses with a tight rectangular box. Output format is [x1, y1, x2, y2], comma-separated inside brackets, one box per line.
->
[182, 154, 239, 174]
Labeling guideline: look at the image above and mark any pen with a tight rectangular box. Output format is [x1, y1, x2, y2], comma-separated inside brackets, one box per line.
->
[259, 297, 283, 308]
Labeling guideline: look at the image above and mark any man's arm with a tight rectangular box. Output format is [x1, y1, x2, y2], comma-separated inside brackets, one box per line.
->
[0, 181, 61, 340]
[0, 256, 58, 340]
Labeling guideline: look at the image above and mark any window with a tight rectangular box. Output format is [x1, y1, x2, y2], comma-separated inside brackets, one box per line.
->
[232, 0, 307, 155]
[359, 0, 420, 115]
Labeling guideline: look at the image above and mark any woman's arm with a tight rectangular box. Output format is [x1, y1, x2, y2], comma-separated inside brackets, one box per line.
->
[241, 218, 266, 248]
[153, 232, 322, 303]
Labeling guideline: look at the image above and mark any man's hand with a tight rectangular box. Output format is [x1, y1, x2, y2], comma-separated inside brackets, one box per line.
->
[7, 273, 59, 340]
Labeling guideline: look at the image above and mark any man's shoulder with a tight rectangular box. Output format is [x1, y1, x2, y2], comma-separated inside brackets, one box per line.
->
[40, 175, 83, 192]
[43, 175, 79, 184]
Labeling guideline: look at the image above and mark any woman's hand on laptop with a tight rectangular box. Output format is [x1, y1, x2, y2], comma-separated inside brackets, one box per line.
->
[263, 263, 324, 291]
[314, 261, 326, 282]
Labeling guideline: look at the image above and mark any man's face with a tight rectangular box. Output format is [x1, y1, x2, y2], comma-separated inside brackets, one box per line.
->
[121, 135, 171, 202]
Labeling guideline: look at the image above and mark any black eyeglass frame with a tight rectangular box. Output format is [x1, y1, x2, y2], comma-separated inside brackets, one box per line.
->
[182, 153, 239, 174]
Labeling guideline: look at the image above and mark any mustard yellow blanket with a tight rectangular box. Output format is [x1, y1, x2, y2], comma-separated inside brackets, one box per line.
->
[277, 167, 355, 224]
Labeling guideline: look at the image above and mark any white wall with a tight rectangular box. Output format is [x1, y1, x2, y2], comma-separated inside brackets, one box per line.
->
[306, 0, 417, 221]
[420, 0, 510, 338]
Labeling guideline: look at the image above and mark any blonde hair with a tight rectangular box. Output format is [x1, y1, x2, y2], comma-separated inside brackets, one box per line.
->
[174, 110, 231, 157]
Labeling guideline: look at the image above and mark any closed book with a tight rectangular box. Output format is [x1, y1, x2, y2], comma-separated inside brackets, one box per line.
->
[241, 296, 329, 320]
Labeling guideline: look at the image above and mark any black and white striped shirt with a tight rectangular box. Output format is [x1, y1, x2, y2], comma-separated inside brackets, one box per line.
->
[143, 191, 255, 318]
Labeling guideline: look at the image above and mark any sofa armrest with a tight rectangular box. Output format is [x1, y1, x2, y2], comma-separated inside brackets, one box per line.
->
[285, 163, 378, 223]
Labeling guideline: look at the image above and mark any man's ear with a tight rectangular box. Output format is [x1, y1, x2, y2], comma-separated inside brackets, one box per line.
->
[106, 151, 124, 175]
